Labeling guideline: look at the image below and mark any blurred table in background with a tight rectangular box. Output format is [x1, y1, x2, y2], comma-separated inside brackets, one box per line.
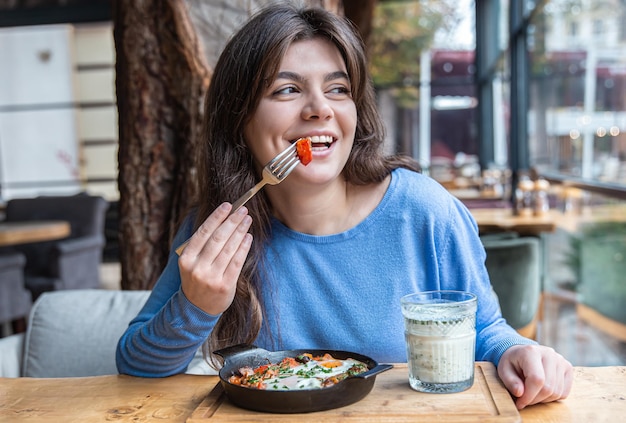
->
[553, 204, 626, 233]
[0, 221, 70, 247]
[449, 188, 514, 211]
[449, 188, 503, 201]
[469, 208, 557, 236]
[467, 203, 626, 235]
[0, 220, 69, 336]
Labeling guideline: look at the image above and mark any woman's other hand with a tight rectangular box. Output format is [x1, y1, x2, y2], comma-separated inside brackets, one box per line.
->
[497, 344, 574, 410]
[177, 202, 253, 315]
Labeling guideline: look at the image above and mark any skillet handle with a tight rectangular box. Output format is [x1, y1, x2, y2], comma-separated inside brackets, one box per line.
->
[213, 343, 268, 360]
[356, 363, 394, 380]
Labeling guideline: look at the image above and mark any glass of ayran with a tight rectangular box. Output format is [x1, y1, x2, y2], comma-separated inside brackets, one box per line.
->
[401, 290, 477, 393]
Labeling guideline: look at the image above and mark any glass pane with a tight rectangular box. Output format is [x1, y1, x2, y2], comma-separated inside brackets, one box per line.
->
[528, 0, 626, 185]
[499, 0, 510, 52]
[524, 0, 538, 18]
[494, 54, 511, 168]
[370, 0, 477, 186]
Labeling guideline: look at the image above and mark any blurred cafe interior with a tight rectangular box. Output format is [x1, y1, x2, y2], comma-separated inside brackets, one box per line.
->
[0, 0, 625, 368]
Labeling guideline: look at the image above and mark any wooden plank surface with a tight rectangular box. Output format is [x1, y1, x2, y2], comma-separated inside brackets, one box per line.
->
[1, 366, 624, 422]
[520, 366, 626, 422]
[187, 362, 521, 423]
[0, 374, 213, 422]
[0, 220, 70, 246]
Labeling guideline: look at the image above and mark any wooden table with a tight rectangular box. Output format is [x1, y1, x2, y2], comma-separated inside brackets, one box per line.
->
[469, 208, 557, 236]
[553, 204, 626, 233]
[470, 204, 626, 236]
[1, 364, 623, 422]
[0, 221, 70, 247]
[449, 188, 504, 201]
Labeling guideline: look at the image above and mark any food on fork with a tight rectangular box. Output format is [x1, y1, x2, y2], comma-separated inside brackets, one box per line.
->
[296, 137, 313, 165]
[227, 353, 368, 390]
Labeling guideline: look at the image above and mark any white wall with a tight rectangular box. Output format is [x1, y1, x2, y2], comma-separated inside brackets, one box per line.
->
[0, 24, 81, 200]
[0, 22, 119, 202]
[73, 23, 118, 201]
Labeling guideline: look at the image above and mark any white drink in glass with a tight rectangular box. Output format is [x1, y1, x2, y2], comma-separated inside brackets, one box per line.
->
[401, 291, 477, 393]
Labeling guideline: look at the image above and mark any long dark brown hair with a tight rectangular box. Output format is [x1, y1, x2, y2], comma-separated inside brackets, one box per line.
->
[195, 4, 419, 365]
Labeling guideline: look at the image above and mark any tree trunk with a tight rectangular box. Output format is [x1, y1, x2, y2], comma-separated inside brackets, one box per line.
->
[112, 0, 210, 290]
[342, 0, 378, 44]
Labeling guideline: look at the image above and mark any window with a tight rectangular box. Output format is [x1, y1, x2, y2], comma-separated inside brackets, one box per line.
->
[529, 0, 626, 185]
[370, 0, 477, 186]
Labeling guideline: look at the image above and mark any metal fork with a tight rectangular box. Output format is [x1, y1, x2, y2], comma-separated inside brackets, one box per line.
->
[175, 142, 300, 255]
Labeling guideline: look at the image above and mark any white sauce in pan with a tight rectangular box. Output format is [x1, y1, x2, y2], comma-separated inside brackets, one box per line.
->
[264, 358, 363, 390]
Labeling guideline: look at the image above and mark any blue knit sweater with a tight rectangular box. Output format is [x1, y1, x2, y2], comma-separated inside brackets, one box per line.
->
[116, 168, 535, 377]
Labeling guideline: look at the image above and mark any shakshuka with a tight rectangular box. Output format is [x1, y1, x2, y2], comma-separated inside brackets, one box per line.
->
[227, 352, 368, 391]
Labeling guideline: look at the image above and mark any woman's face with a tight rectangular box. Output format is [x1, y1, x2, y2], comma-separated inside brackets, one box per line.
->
[244, 37, 357, 185]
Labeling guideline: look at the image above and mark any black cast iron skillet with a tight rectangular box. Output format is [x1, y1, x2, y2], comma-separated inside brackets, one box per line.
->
[215, 344, 393, 413]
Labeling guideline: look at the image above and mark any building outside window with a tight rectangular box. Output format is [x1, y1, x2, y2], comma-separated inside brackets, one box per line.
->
[529, 0, 626, 186]
[370, 0, 479, 187]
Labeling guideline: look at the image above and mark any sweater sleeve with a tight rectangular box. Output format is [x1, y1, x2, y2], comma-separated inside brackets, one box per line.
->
[436, 197, 536, 366]
[115, 216, 221, 377]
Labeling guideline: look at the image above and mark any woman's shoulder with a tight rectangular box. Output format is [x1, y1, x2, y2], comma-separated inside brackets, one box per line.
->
[391, 167, 454, 200]
[389, 168, 473, 225]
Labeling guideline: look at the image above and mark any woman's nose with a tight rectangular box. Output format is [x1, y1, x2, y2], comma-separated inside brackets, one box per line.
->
[301, 93, 334, 120]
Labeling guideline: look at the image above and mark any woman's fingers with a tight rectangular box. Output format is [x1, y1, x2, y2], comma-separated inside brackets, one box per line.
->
[178, 204, 253, 315]
[498, 344, 573, 410]
[224, 231, 253, 283]
[202, 208, 253, 276]
[178, 202, 232, 258]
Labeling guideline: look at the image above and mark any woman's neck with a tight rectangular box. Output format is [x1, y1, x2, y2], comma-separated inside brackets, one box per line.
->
[266, 175, 390, 235]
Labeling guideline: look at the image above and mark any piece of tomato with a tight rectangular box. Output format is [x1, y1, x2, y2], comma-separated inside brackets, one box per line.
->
[296, 138, 313, 165]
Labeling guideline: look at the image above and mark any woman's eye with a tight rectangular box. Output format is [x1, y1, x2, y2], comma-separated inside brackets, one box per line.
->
[273, 86, 299, 96]
[328, 85, 351, 96]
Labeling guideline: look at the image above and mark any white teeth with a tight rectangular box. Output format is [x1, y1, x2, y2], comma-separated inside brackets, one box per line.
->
[308, 135, 333, 144]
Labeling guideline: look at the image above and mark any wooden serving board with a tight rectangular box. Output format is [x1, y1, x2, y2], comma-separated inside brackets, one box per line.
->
[187, 362, 520, 422]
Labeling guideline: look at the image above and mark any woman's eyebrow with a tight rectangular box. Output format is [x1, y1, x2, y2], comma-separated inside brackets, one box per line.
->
[325, 71, 350, 83]
[276, 71, 305, 83]
[275, 70, 350, 83]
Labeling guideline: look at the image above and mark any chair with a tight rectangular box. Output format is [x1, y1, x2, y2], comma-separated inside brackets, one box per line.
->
[0, 289, 150, 377]
[577, 233, 626, 341]
[3, 194, 109, 300]
[0, 252, 30, 336]
[0, 289, 213, 377]
[481, 233, 541, 339]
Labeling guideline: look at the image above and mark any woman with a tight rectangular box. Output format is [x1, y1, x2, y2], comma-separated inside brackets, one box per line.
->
[116, 4, 572, 409]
